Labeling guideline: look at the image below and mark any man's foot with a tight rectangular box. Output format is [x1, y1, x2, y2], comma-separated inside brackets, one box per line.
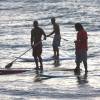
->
[40, 66, 43, 70]
[55, 55, 59, 60]
[51, 55, 55, 59]
[54, 60, 60, 67]
[52, 55, 59, 60]
[34, 67, 39, 70]
[40, 66, 43, 73]
[74, 67, 80, 73]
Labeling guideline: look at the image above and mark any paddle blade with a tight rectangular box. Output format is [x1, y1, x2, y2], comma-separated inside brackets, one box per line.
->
[5, 62, 13, 69]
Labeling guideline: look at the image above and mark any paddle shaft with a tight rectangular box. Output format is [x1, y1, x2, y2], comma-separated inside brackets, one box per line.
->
[61, 38, 68, 41]
[48, 35, 68, 41]
[11, 40, 43, 63]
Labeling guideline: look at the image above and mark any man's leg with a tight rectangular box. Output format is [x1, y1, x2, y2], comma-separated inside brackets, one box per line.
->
[74, 62, 80, 73]
[33, 47, 39, 70]
[83, 60, 88, 72]
[53, 47, 56, 58]
[56, 37, 60, 59]
[75, 62, 80, 70]
[56, 47, 59, 59]
[53, 46, 59, 58]
[83, 51, 88, 72]
[38, 56, 43, 68]
[34, 56, 39, 70]
[74, 51, 81, 73]
[74, 52, 80, 73]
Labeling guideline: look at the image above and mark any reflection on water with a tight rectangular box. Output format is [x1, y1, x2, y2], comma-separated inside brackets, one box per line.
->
[54, 58, 60, 67]
[34, 73, 43, 82]
[33, 70, 51, 82]
[74, 71, 88, 85]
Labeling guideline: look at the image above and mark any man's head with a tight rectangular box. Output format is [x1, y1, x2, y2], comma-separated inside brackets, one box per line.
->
[51, 17, 55, 24]
[75, 23, 83, 31]
[33, 20, 38, 27]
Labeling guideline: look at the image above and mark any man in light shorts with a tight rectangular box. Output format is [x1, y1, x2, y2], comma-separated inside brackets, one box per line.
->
[47, 17, 61, 59]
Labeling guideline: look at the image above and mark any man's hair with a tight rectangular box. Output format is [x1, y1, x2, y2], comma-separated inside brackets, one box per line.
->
[75, 23, 84, 31]
[33, 20, 38, 27]
[51, 17, 55, 22]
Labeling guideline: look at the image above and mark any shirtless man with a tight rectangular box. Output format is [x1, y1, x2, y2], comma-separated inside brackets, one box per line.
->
[31, 20, 46, 71]
[47, 17, 61, 59]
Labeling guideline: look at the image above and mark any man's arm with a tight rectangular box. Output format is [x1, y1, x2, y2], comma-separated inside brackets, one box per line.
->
[47, 31, 54, 37]
[41, 29, 46, 40]
[31, 30, 34, 46]
[47, 25, 55, 37]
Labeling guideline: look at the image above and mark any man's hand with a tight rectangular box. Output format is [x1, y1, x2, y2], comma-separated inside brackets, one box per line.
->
[44, 36, 46, 40]
[46, 35, 50, 37]
[74, 40, 77, 43]
[31, 42, 34, 48]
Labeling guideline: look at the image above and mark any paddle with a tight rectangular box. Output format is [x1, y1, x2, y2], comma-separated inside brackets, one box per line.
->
[47, 35, 68, 41]
[5, 41, 43, 69]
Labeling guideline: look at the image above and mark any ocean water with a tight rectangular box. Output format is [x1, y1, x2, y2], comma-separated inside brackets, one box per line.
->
[0, 0, 100, 100]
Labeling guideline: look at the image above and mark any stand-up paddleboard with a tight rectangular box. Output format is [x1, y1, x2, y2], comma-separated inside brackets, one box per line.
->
[16, 56, 74, 62]
[0, 67, 75, 75]
[0, 68, 30, 75]
[50, 67, 75, 71]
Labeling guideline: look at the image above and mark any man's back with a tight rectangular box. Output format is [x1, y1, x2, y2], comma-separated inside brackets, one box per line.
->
[53, 23, 60, 35]
[76, 29, 88, 51]
[31, 27, 44, 43]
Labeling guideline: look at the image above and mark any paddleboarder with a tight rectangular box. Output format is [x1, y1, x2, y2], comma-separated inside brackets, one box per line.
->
[31, 20, 46, 71]
[47, 17, 61, 59]
[74, 23, 88, 73]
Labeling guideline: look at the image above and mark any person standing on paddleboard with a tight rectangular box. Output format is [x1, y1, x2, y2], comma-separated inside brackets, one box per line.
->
[31, 20, 46, 72]
[74, 23, 88, 73]
[47, 17, 61, 59]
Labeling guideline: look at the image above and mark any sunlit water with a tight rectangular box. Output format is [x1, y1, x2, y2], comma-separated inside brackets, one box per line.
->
[0, 0, 100, 100]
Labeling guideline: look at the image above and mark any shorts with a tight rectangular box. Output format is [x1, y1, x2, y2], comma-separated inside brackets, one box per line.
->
[75, 50, 87, 63]
[52, 35, 61, 49]
[32, 43, 42, 57]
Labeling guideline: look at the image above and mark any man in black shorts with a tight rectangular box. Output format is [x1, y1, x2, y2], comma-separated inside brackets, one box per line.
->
[31, 20, 46, 71]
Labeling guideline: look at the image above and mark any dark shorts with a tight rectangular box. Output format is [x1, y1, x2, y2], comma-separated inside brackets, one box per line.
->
[75, 50, 87, 63]
[32, 43, 42, 57]
[52, 35, 61, 49]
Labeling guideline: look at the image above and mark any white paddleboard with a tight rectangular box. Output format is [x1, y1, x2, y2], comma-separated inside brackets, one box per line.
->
[16, 56, 74, 62]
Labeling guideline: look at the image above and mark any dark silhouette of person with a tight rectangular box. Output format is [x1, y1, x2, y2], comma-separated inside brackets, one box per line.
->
[31, 20, 46, 72]
[74, 23, 88, 73]
[47, 17, 61, 60]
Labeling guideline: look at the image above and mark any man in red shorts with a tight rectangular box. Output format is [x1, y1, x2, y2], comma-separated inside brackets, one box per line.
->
[74, 23, 88, 73]
[31, 20, 46, 71]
